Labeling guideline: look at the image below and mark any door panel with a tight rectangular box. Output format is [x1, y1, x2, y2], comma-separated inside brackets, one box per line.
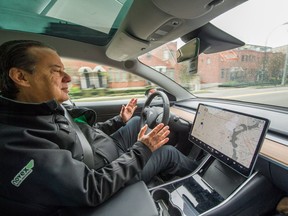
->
[74, 99, 145, 122]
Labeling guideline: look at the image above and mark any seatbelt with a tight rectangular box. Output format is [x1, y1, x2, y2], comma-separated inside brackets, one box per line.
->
[61, 105, 94, 169]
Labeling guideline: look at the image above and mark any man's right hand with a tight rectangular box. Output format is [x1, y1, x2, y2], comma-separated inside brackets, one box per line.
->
[137, 123, 170, 152]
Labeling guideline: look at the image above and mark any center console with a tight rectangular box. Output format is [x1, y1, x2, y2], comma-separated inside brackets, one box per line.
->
[149, 152, 284, 216]
[149, 155, 248, 216]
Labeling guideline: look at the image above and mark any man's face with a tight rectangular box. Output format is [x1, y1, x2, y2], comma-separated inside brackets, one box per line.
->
[19, 47, 71, 103]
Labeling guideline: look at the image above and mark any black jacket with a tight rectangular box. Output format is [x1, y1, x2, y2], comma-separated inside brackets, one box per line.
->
[0, 96, 151, 215]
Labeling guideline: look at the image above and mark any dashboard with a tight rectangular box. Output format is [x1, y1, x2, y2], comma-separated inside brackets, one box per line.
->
[75, 97, 288, 215]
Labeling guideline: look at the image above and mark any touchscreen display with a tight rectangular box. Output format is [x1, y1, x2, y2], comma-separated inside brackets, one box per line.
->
[189, 103, 270, 177]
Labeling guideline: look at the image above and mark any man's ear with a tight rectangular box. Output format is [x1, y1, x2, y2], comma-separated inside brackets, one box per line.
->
[9, 68, 31, 87]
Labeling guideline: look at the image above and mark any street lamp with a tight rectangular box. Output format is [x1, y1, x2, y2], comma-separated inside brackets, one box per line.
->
[281, 26, 288, 86]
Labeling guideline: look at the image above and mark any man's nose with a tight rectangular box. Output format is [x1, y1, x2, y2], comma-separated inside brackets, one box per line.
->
[63, 72, 71, 83]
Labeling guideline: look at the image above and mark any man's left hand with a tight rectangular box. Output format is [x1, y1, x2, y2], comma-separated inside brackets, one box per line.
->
[120, 98, 138, 123]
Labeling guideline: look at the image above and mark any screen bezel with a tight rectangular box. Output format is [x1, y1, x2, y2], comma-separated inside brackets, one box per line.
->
[188, 103, 270, 177]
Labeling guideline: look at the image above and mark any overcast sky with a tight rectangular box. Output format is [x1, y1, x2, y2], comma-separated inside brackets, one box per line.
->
[211, 0, 288, 48]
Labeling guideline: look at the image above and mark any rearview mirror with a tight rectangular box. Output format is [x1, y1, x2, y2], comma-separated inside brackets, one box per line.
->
[177, 38, 200, 74]
[176, 38, 200, 63]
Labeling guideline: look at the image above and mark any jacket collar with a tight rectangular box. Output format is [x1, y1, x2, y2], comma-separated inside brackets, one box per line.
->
[0, 96, 64, 115]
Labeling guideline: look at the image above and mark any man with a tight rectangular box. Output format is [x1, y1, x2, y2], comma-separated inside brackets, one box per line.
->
[0, 40, 197, 215]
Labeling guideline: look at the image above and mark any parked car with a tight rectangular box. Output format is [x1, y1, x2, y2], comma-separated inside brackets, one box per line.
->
[0, 0, 287, 215]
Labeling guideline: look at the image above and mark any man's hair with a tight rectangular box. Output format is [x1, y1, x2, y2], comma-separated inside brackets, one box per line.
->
[0, 40, 55, 99]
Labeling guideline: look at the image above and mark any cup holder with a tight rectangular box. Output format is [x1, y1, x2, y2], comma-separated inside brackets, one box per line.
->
[151, 188, 182, 216]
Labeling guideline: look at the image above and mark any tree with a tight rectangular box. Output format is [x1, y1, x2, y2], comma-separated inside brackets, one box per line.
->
[267, 52, 285, 85]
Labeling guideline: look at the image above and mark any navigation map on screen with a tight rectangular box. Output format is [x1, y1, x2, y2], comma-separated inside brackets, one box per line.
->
[189, 104, 270, 177]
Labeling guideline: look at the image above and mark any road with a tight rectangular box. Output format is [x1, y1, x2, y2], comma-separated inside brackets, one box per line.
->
[193, 86, 288, 107]
[73, 86, 288, 107]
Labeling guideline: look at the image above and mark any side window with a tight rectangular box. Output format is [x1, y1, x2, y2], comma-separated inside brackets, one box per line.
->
[63, 58, 149, 102]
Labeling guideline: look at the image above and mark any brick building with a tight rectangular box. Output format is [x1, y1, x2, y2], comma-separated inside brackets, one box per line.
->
[197, 44, 286, 86]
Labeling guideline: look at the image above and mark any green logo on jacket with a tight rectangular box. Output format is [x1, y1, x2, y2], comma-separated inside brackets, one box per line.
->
[11, 159, 34, 187]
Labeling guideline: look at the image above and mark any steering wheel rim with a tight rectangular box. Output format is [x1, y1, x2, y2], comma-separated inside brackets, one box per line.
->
[140, 91, 170, 129]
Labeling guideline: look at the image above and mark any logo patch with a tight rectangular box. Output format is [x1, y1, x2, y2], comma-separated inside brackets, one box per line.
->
[11, 159, 34, 187]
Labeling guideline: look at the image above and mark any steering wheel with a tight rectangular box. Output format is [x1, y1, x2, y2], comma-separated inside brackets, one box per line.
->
[140, 91, 170, 130]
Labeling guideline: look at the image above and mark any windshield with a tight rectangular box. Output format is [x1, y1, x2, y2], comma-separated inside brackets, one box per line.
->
[139, 0, 288, 108]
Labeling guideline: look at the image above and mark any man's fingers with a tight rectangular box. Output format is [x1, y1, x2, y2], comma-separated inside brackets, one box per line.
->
[147, 123, 165, 136]
[138, 124, 148, 139]
[155, 137, 170, 148]
[132, 98, 137, 104]
[132, 105, 137, 112]
[125, 98, 137, 112]
[128, 98, 137, 107]
[120, 105, 125, 114]
[149, 124, 170, 139]
[161, 128, 170, 138]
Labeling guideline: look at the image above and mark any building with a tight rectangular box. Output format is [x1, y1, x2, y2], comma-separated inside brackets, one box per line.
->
[197, 44, 286, 86]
